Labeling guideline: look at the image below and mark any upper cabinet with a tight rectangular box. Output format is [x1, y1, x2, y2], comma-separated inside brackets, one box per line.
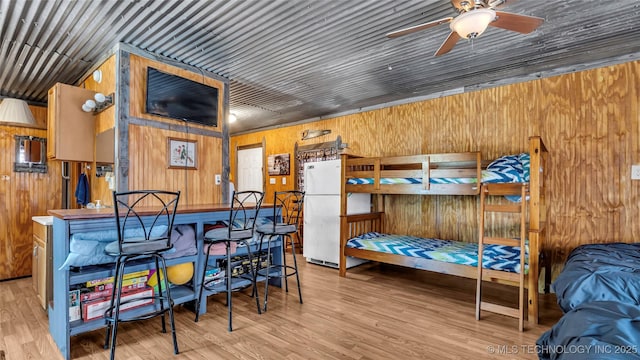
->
[47, 83, 95, 161]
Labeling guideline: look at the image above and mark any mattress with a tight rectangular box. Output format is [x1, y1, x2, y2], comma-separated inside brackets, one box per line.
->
[537, 301, 640, 360]
[346, 153, 530, 186]
[552, 242, 640, 313]
[346, 232, 528, 274]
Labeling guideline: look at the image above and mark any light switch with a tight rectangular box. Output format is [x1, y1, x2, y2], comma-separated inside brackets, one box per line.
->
[270, 178, 276, 184]
[632, 165, 640, 180]
[282, 177, 286, 185]
[215, 174, 221, 185]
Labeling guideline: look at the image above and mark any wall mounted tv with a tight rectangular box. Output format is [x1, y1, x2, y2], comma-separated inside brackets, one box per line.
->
[145, 67, 219, 127]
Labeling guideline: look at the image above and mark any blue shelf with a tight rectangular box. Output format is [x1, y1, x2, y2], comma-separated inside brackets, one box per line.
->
[68, 255, 198, 286]
[69, 285, 194, 336]
[50, 207, 282, 360]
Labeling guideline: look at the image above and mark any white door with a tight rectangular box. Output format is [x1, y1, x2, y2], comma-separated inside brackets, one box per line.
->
[237, 147, 263, 192]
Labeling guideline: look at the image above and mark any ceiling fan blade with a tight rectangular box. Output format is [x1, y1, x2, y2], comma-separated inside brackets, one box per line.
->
[386, 17, 453, 38]
[490, 11, 543, 34]
[434, 31, 461, 56]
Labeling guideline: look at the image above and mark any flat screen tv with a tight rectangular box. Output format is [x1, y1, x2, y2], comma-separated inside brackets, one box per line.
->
[145, 67, 219, 126]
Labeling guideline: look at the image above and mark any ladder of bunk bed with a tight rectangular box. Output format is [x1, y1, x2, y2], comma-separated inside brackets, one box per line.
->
[476, 182, 528, 332]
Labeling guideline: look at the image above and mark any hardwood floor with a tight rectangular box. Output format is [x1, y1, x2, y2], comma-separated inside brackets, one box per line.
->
[0, 256, 562, 359]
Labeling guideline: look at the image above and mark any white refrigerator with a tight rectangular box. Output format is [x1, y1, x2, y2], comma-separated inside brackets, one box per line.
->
[303, 159, 370, 268]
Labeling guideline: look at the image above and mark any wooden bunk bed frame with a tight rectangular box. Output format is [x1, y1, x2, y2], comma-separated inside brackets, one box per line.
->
[338, 136, 547, 326]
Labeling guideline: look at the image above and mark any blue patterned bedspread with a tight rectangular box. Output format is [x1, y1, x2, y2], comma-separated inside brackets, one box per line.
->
[347, 232, 527, 274]
[346, 153, 530, 186]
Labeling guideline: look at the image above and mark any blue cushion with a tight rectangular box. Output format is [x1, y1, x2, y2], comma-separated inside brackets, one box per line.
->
[204, 227, 254, 241]
[59, 225, 195, 270]
[256, 223, 297, 235]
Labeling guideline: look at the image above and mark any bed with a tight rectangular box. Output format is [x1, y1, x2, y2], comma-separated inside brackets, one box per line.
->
[338, 136, 548, 326]
[537, 301, 640, 360]
[551, 242, 640, 313]
[536, 243, 640, 359]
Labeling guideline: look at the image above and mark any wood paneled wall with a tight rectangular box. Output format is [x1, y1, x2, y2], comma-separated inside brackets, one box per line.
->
[231, 60, 640, 279]
[128, 124, 223, 205]
[126, 54, 226, 205]
[0, 106, 61, 280]
[80, 55, 117, 207]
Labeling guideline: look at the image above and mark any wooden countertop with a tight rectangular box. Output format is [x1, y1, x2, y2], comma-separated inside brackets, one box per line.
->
[48, 203, 272, 220]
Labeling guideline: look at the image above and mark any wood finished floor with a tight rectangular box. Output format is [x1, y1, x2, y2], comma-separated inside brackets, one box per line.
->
[0, 256, 562, 360]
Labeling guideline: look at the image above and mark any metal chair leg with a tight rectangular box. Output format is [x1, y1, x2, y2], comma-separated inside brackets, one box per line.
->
[195, 242, 213, 322]
[289, 234, 303, 304]
[263, 235, 274, 312]
[226, 241, 233, 332]
[242, 240, 262, 316]
[104, 256, 123, 350]
[108, 256, 128, 360]
[158, 255, 179, 355]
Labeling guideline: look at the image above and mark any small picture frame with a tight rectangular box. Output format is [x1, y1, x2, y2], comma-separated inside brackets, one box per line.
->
[268, 153, 290, 175]
[167, 137, 197, 169]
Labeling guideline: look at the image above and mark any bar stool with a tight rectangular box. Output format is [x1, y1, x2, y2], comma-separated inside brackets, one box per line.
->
[256, 191, 305, 311]
[194, 190, 264, 331]
[103, 190, 181, 360]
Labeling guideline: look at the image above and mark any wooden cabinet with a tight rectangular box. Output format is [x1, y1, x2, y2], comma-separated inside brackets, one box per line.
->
[47, 83, 96, 161]
[95, 127, 115, 164]
[32, 217, 53, 310]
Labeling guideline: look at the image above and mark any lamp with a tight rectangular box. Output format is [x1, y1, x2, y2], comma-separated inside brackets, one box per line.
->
[81, 92, 114, 114]
[93, 70, 102, 83]
[228, 113, 237, 123]
[450, 8, 496, 39]
[0, 98, 36, 125]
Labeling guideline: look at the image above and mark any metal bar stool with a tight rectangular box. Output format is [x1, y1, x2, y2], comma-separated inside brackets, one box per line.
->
[256, 191, 304, 311]
[194, 190, 264, 331]
[103, 190, 180, 360]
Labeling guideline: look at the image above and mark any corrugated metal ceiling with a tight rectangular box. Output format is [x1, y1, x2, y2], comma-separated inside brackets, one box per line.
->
[1, 0, 639, 134]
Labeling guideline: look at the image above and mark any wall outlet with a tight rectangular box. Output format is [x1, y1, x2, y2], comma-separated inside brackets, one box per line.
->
[632, 165, 640, 180]
[282, 177, 286, 185]
[215, 174, 221, 185]
[269, 178, 276, 184]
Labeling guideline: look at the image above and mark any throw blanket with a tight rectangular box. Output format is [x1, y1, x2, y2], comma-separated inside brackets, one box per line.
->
[347, 232, 528, 274]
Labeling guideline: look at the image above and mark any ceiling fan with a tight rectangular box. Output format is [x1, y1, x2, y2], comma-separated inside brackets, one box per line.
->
[386, 0, 543, 56]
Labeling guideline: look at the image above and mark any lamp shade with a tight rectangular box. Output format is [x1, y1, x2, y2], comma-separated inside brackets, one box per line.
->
[0, 98, 36, 125]
[450, 9, 496, 39]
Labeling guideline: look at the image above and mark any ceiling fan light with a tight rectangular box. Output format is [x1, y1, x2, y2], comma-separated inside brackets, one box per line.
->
[450, 8, 496, 39]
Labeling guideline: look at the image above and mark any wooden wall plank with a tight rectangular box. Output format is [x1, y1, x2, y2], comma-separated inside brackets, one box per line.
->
[231, 59, 640, 280]
[0, 109, 61, 280]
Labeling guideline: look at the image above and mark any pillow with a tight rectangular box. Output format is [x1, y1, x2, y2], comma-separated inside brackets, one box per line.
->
[59, 225, 193, 270]
[71, 225, 168, 242]
[484, 154, 524, 183]
[165, 224, 197, 260]
[519, 153, 531, 182]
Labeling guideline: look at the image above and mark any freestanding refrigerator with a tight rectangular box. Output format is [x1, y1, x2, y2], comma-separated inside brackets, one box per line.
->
[303, 159, 370, 268]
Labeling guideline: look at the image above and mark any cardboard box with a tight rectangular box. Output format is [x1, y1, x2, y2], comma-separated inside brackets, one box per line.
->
[80, 282, 147, 302]
[85, 269, 150, 287]
[82, 287, 154, 322]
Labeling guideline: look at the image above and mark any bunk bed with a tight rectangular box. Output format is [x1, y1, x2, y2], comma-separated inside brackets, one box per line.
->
[338, 136, 547, 328]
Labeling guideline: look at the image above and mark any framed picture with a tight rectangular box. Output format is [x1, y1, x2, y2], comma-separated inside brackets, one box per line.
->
[167, 137, 197, 169]
[268, 153, 290, 175]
